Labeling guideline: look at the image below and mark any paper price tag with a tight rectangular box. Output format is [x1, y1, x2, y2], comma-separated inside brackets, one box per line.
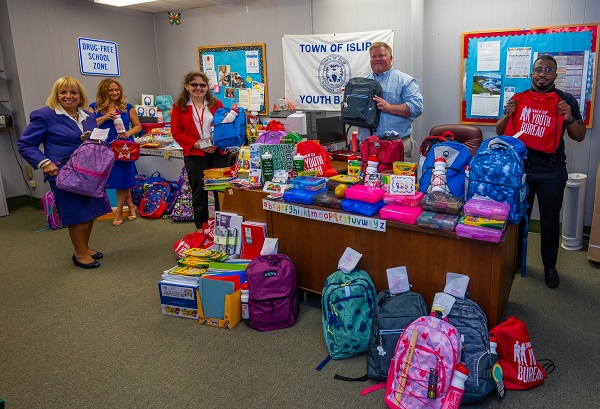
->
[260, 238, 278, 255]
[387, 266, 410, 295]
[444, 272, 470, 299]
[338, 247, 362, 273]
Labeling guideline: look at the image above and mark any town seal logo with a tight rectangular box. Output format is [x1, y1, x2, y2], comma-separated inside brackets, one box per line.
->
[318, 54, 351, 94]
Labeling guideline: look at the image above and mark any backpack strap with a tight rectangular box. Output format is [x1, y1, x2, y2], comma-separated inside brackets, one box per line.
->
[315, 354, 332, 371]
[333, 373, 370, 382]
[360, 382, 386, 395]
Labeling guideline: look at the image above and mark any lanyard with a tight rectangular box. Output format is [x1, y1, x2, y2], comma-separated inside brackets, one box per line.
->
[192, 102, 206, 138]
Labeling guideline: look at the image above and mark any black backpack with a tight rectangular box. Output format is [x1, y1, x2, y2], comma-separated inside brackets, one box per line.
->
[366, 290, 428, 381]
[340, 77, 383, 132]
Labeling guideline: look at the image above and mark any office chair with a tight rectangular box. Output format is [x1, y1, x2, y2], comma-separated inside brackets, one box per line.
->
[428, 124, 483, 156]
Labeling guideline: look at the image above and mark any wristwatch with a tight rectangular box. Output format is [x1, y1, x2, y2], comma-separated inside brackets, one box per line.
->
[564, 117, 575, 126]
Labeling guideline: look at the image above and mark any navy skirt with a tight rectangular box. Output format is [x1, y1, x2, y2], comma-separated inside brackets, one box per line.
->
[49, 180, 112, 226]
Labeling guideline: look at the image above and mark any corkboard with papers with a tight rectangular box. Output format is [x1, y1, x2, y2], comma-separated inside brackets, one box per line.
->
[461, 24, 599, 127]
[198, 43, 268, 115]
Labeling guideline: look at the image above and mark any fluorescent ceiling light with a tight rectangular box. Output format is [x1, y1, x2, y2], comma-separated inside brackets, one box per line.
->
[94, 0, 157, 7]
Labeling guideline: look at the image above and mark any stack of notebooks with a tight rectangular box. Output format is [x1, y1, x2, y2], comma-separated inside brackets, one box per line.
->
[241, 221, 267, 260]
[203, 167, 235, 190]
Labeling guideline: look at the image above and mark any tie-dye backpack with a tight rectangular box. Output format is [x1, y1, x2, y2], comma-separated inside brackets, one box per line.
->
[384, 314, 461, 409]
[321, 269, 377, 360]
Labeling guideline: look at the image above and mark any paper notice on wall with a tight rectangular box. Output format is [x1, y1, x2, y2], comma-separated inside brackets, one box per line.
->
[246, 50, 259, 73]
[202, 54, 215, 71]
[238, 89, 262, 111]
[506, 47, 532, 78]
[477, 41, 500, 71]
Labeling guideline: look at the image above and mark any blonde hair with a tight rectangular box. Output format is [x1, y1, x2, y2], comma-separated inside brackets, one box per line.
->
[95, 78, 127, 113]
[369, 42, 393, 57]
[46, 77, 88, 110]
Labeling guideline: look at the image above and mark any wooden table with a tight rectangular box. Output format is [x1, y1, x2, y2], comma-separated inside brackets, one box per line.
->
[222, 188, 517, 327]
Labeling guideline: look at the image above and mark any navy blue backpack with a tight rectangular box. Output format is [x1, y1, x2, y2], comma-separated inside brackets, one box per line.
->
[419, 141, 472, 198]
[212, 106, 247, 150]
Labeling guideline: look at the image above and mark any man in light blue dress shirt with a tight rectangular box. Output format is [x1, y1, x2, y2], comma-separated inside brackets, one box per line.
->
[356, 42, 423, 161]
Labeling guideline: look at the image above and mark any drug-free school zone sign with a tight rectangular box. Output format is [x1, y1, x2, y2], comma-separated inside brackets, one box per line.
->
[78, 37, 120, 77]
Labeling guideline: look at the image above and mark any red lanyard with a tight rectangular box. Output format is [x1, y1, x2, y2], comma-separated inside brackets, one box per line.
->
[192, 103, 206, 138]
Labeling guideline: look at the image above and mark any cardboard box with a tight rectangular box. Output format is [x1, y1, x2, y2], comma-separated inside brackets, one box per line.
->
[196, 288, 242, 329]
[158, 281, 199, 320]
[587, 164, 600, 262]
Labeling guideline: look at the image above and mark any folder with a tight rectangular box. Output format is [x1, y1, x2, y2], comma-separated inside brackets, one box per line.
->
[241, 221, 267, 260]
[198, 277, 235, 320]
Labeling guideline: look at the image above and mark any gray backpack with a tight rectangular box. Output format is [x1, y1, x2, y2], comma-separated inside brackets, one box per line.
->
[366, 290, 428, 381]
[446, 296, 498, 404]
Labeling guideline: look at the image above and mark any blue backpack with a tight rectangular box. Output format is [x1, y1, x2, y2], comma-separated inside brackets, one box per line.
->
[467, 136, 528, 224]
[419, 141, 472, 198]
[446, 295, 498, 404]
[213, 106, 248, 150]
[320, 269, 377, 360]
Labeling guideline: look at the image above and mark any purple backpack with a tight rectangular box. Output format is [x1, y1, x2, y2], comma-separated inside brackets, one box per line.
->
[42, 191, 64, 229]
[245, 254, 299, 331]
[56, 140, 115, 198]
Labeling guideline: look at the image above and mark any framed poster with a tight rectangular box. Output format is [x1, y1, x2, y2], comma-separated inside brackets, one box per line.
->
[198, 43, 268, 115]
[461, 24, 599, 127]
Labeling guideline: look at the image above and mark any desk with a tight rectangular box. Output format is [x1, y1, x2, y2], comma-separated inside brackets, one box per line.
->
[222, 187, 517, 326]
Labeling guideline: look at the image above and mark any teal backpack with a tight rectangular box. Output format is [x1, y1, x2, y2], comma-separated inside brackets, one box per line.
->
[320, 269, 377, 360]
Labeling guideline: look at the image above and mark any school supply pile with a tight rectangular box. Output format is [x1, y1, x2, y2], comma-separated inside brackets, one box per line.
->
[456, 197, 510, 243]
[203, 167, 235, 190]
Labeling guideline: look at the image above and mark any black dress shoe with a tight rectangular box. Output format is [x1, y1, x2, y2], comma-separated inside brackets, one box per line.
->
[72, 255, 100, 269]
[544, 267, 560, 289]
[91, 251, 103, 260]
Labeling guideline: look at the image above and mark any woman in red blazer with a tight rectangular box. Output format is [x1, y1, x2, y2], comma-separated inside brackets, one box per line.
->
[171, 71, 230, 229]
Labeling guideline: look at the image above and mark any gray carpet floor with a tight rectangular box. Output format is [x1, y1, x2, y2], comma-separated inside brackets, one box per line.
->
[1, 206, 599, 409]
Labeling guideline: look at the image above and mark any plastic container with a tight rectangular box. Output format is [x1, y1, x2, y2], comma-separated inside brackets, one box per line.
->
[341, 199, 385, 217]
[421, 192, 464, 215]
[293, 154, 304, 178]
[463, 197, 510, 220]
[379, 204, 423, 225]
[417, 211, 461, 232]
[326, 175, 361, 191]
[455, 222, 504, 243]
[312, 190, 345, 209]
[261, 152, 274, 182]
[289, 176, 327, 191]
[113, 112, 126, 134]
[383, 191, 424, 207]
[440, 363, 469, 409]
[156, 109, 163, 123]
[344, 184, 386, 204]
[460, 215, 506, 230]
[241, 283, 249, 319]
[283, 187, 325, 205]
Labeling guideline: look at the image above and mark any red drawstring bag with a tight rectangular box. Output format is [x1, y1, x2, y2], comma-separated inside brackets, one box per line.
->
[504, 90, 564, 153]
[173, 232, 206, 258]
[295, 140, 338, 177]
[489, 316, 548, 390]
[265, 120, 285, 131]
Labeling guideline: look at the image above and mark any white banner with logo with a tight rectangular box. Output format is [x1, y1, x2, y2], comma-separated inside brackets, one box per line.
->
[282, 30, 394, 111]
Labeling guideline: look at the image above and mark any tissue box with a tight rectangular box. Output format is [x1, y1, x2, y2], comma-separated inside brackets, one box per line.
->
[158, 281, 199, 320]
[142, 94, 154, 106]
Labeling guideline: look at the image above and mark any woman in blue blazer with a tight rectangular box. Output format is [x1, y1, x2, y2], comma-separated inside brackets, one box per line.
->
[18, 76, 111, 269]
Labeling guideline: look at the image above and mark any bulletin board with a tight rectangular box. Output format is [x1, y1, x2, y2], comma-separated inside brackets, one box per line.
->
[198, 43, 269, 115]
[461, 24, 599, 127]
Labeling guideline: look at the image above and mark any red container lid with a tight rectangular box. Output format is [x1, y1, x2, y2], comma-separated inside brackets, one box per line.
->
[368, 155, 379, 162]
[241, 283, 249, 290]
[455, 362, 469, 375]
[348, 155, 359, 161]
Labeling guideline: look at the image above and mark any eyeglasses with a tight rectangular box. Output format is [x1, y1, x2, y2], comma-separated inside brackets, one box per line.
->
[533, 67, 555, 74]
[189, 83, 208, 89]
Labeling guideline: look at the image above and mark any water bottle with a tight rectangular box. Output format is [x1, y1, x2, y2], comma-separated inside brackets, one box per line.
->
[293, 154, 304, 178]
[464, 165, 470, 197]
[261, 152, 274, 182]
[431, 157, 447, 193]
[364, 155, 380, 187]
[113, 111, 126, 134]
[241, 283, 249, 319]
[223, 104, 239, 123]
[440, 362, 469, 409]
[156, 109, 163, 123]
[366, 155, 379, 176]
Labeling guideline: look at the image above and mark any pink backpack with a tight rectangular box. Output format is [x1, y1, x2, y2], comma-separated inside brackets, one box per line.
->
[384, 315, 461, 409]
[56, 140, 115, 198]
[42, 191, 63, 229]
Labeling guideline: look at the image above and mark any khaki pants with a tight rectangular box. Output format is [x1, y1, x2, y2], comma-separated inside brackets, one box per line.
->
[402, 135, 415, 163]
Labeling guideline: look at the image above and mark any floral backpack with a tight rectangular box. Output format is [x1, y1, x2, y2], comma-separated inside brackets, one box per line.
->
[170, 166, 194, 222]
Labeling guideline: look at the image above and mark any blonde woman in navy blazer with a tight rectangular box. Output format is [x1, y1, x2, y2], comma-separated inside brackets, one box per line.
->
[18, 76, 111, 269]
[171, 71, 229, 230]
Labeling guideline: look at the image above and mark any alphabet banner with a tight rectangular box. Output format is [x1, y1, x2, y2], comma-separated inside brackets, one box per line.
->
[282, 30, 394, 111]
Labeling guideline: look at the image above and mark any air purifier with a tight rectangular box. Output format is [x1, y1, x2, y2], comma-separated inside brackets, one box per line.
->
[561, 173, 587, 250]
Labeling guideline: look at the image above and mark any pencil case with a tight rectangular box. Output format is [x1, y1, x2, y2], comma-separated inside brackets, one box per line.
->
[383, 191, 424, 207]
[417, 211, 460, 232]
[463, 197, 510, 220]
[312, 191, 345, 209]
[283, 188, 326, 205]
[344, 184, 386, 204]
[341, 199, 385, 217]
[379, 204, 423, 225]
[421, 191, 464, 215]
[456, 222, 505, 243]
